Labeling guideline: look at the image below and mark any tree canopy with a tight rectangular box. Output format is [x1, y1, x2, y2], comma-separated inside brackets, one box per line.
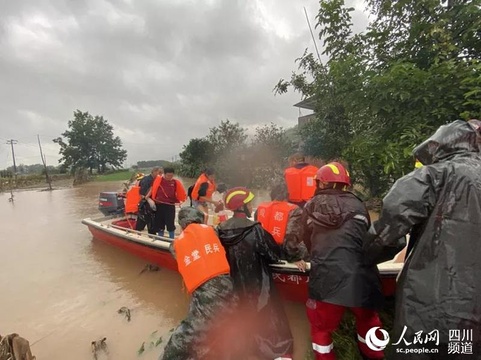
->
[53, 110, 127, 174]
[178, 120, 296, 187]
[275, 0, 481, 197]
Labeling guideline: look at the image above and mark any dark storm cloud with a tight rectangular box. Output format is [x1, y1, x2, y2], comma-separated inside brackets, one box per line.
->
[0, 0, 368, 168]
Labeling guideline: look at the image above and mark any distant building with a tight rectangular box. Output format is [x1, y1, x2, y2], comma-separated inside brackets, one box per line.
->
[294, 96, 316, 127]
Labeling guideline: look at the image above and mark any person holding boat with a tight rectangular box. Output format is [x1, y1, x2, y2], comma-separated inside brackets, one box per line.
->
[255, 182, 309, 268]
[149, 167, 187, 239]
[216, 187, 294, 360]
[284, 152, 318, 208]
[363, 119, 481, 359]
[161, 207, 238, 360]
[190, 168, 222, 223]
[299, 162, 384, 360]
[135, 167, 162, 232]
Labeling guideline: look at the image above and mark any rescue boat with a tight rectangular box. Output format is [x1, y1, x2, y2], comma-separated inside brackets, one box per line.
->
[81, 215, 403, 303]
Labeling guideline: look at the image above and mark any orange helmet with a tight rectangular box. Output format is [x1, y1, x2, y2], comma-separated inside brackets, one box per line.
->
[224, 187, 255, 210]
[315, 162, 351, 186]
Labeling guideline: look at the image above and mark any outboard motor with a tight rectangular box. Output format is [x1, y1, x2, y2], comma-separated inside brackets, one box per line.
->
[98, 191, 125, 216]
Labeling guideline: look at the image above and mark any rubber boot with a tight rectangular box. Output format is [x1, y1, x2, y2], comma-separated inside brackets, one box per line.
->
[168, 231, 175, 239]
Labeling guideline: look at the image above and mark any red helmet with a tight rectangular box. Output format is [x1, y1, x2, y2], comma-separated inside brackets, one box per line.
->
[315, 162, 351, 186]
[224, 187, 255, 210]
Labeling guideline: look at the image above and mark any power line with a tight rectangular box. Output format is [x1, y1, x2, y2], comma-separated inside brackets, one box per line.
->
[38, 134, 52, 190]
[6, 139, 18, 186]
[304, 7, 322, 64]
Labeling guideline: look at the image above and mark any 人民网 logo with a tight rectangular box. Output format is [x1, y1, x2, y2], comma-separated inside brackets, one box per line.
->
[366, 327, 390, 351]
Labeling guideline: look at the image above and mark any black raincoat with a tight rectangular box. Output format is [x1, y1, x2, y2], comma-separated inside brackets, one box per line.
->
[216, 217, 294, 359]
[364, 120, 481, 358]
[300, 189, 384, 310]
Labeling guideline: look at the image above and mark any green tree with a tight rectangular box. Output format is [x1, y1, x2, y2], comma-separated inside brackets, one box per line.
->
[53, 110, 127, 174]
[276, 0, 481, 197]
[206, 120, 248, 185]
[249, 123, 296, 187]
[207, 119, 248, 157]
[179, 138, 214, 178]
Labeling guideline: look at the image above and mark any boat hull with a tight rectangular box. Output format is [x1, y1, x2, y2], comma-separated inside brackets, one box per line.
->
[83, 217, 400, 303]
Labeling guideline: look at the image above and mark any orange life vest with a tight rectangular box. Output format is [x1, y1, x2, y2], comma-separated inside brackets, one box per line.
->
[174, 223, 230, 293]
[284, 165, 318, 202]
[191, 173, 216, 201]
[151, 175, 187, 204]
[257, 201, 298, 244]
[124, 186, 141, 214]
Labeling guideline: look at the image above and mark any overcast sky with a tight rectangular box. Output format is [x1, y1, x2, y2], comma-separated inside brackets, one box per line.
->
[0, 0, 368, 169]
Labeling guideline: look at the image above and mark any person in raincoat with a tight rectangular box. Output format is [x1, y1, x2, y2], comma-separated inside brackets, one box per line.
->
[161, 207, 238, 360]
[216, 187, 294, 360]
[300, 162, 384, 360]
[364, 119, 481, 359]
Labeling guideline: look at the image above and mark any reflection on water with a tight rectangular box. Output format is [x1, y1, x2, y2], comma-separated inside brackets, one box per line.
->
[0, 181, 311, 360]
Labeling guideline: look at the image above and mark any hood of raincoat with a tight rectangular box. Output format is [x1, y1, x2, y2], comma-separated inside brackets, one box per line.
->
[304, 188, 367, 229]
[413, 119, 479, 165]
[216, 217, 258, 247]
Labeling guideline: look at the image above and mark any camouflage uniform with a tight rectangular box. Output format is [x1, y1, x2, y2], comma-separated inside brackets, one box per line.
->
[0, 335, 13, 360]
[160, 274, 238, 360]
[282, 206, 310, 262]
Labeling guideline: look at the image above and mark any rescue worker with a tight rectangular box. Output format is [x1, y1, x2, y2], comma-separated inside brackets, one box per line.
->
[161, 207, 238, 360]
[363, 119, 481, 359]
[124, 182, 141, 215]
[300, 162, 384, 360]
[135, 167, 162, 232]
[133, 172, 145, 186]
[284, 153, 318, 207]
[148, 167, 187, 239]
[190, 168, 222, 223]
[256, 183, 309, 267]
[217, 187, 294, 360]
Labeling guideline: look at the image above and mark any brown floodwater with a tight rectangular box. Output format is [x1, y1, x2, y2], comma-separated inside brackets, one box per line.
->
[0, 181, 313, 360]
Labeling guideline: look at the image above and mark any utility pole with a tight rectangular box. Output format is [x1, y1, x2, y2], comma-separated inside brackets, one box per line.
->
[37, 135, 53, 190]
[6, 139, 18, 188]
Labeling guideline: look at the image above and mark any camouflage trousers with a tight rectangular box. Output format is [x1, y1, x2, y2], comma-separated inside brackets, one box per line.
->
[0, 335, 13, 360]
[160, 274, 238, 360]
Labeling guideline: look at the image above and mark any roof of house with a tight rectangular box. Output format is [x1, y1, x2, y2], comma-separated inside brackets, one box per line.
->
[293, 96, 316, 110]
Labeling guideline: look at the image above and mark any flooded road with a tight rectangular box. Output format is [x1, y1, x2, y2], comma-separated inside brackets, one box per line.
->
[0, 181, 312, 360]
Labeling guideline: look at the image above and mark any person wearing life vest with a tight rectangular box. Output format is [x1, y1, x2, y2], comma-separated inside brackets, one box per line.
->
[300, 162, 384, 360]
[190, 168, 222, 223]
[256, 183, 309, 269]
[123, 172, 146, 215]
[135, 167, 162, 232]
[161, 207, 238, 360]
[147, 167, 187, 239]
[284, 153, 318, 207]
[133, 172, 145, 186]
[216, 187, 294, 360]
[124, 185, 141, 214]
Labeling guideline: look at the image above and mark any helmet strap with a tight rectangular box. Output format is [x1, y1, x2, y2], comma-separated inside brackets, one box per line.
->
[233, 210, 247, 218]
[243, 203, 252, 218]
